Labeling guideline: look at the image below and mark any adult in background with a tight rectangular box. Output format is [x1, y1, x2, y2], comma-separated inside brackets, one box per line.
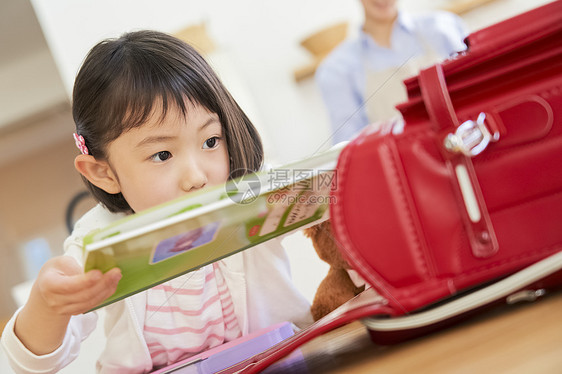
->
[316, 0, 468, 143]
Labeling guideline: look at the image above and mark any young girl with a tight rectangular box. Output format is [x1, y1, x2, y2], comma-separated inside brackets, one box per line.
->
[1, 30, 313, 373]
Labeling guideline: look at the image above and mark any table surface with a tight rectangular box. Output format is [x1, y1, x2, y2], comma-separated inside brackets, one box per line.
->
[3, 290, 560, 374]
[263, 290, 562, 374]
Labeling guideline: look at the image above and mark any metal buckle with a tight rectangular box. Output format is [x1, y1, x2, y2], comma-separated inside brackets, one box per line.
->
[443, 113, 499, 157]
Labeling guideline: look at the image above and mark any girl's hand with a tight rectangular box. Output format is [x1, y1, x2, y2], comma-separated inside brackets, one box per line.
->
[33, 255, 122, 316]
[13, 256, 121, 355]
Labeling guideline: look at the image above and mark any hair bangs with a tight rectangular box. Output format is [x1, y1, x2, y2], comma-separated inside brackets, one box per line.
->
[104, 50, 217, 135]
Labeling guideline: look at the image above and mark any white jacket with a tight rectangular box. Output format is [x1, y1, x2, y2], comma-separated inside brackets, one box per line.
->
[2, 205, 313, 373]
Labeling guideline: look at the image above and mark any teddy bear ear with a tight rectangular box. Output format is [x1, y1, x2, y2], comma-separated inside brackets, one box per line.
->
[304, 220, 331, 238]
[303, 227, 315, 238]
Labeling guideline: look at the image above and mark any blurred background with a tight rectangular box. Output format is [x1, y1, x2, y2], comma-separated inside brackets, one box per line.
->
[0, 0, 555, 372]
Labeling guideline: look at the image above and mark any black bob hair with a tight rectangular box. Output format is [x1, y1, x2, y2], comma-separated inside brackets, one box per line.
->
[72, 30, 263, 213]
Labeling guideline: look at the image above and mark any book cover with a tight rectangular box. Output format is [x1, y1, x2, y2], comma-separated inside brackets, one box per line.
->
[83, 145, 343, 309]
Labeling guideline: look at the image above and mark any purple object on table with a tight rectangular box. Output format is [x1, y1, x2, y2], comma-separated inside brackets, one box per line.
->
[152, 322, 295, 374]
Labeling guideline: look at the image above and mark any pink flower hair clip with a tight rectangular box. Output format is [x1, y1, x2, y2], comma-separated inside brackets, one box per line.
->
[73, 133, 89, 155]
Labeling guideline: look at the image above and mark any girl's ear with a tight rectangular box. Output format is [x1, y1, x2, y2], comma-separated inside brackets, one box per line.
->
[74, 155, 121, 194]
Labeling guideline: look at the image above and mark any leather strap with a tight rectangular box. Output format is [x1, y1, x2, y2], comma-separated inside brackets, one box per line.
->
[419, 63, 459, 132]
[419, 64, 498, 258]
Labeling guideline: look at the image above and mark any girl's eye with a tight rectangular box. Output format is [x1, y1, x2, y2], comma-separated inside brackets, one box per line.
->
[151, 151, 172, 162]
[203, 136, 220, 149]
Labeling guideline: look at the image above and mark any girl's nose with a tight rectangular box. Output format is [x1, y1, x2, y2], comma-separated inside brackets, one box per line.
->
[180, 160, 208, 192]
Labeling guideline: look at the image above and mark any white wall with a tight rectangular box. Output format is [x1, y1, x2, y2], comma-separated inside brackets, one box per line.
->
[0, 49, 67, 128]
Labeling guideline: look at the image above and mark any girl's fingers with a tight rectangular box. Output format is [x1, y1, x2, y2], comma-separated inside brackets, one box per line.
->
[55, 282, 121, 315]
[40, 267, 122, 314]
[45, 267, 121, 296]
[67, 268, 121, 303]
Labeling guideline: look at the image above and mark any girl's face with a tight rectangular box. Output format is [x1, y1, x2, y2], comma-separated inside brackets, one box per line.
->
[104, 102, 230, 212]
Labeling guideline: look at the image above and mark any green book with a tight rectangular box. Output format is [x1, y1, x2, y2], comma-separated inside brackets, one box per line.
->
[83, 145, 343, 310]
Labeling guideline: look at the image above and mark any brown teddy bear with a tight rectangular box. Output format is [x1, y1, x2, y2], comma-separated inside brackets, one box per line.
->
[303, 220, 366, 321]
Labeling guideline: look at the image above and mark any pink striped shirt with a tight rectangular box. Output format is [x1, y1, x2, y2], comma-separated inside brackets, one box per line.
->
[143, 262, 241, 369]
